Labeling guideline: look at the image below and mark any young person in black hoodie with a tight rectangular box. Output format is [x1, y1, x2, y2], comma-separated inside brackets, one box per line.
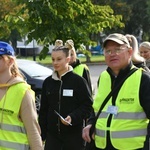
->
[39, 44, 93, 150]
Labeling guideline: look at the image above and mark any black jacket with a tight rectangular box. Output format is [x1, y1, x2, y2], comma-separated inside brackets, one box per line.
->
[133, 61, 150, 72]
[39, 67, 93, 141]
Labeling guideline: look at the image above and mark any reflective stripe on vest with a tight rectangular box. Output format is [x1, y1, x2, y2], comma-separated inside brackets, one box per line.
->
[96, 128, 147, 138]
[0, 82, 34, 149]
[73, 64, 88, 76]
[0, 123, 26, 133]
[0, 140, 29, 150]
[96, 111, 147, 119]
[93, 68, 148, 149]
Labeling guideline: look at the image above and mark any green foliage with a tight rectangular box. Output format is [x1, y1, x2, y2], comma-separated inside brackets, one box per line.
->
[92, 0, 150, 41]
[2, 0, 150, 52]
[0, 0, 124, 61]
[14, 0, 123, 59]
[124, 0, 150, 40]
[92, 0, 131, 34]
[39, 45, 50, 60]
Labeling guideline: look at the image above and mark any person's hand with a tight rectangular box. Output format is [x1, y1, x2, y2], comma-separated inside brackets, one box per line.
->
[61, 115, 72, 126]
[82, 124, 93, 143]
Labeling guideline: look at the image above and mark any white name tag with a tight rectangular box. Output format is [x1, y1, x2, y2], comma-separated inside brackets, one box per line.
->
[106, 105, 118, 115]
[63, 89, 73, 97]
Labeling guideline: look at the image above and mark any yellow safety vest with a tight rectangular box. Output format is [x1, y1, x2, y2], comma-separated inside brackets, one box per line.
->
[73, 64, 88, 76]
[0, 82, 34, 150]
[93, 68, 148, 150]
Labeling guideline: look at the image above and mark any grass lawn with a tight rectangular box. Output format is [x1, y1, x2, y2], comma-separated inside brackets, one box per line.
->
[18, 55, 105, 65]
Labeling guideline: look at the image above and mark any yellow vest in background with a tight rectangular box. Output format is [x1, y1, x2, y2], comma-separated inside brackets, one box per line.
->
[73, 64, 88, 76]
[0, 83, 34, 150]
[93, 69, 148, 150]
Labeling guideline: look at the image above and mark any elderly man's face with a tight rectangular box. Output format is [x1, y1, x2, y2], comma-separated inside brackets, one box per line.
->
[104, 41, 132, 75]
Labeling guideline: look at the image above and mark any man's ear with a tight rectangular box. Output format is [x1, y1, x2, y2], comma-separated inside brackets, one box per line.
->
[128, 47, 133, 56]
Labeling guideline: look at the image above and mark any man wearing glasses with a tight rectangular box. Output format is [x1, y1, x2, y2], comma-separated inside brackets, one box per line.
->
[82, 33, 150, 150]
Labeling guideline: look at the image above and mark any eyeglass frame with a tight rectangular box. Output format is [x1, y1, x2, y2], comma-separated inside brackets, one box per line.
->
[104, 45, 129, 56]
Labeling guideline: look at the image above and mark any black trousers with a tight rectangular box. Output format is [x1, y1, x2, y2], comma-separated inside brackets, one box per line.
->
[44, 132, 83, 150]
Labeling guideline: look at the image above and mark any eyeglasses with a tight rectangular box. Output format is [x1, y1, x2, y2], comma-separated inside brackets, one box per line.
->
[104, 46, 128, 56]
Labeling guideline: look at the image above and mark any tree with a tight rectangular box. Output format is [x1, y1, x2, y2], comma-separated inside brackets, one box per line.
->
[92, 0, 150, 41]
[0, 0, 15, 38]
[0, 0, 28, 50]
[125, 0, 150, 41]
[3, 0, 124, 60]
[18, 0, 124, 60]
[92, 0, 131, 34]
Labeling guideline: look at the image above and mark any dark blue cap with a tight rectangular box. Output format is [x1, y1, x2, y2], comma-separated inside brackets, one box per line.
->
[0, 41, 15, 56]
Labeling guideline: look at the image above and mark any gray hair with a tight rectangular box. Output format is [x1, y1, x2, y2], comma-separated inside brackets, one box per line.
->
[139, 41, 150, 50]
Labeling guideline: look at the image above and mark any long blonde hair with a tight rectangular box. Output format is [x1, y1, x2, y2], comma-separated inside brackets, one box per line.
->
[65, 39, 76, 57]
[3, 55, 24, 79]
[125, 34, 145, 62]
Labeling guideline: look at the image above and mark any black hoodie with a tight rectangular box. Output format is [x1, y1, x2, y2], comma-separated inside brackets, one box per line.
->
[39, 66, 93, 141]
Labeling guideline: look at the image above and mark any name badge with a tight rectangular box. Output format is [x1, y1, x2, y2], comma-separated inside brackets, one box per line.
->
[63, 89, 73, 97]
[106, 105, 118, 115]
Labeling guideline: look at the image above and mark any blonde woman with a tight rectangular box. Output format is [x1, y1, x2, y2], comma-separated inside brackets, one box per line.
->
[0, 41, 43, 150]
[139, 41, 150, 68]
[65, 39, 92, 93]
[125, 34, 150, 72]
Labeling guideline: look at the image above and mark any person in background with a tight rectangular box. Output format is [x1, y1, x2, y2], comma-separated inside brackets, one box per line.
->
[65, 39, 93, 149]
[65, 39, 92, 94]
[0, 41, 43, 150]
[125, 34, 150, 72]
[82, 33, 150, 150]
[38, 45, 93, 150]
[139, 41, 150, 69]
